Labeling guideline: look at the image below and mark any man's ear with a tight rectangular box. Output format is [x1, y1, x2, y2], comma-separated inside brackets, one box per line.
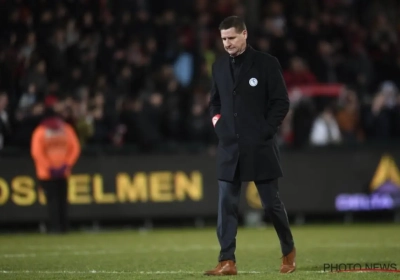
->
[243, 29, 248, 40]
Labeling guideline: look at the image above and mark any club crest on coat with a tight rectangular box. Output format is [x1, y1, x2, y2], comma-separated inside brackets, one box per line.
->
[249, 78, 258, 87]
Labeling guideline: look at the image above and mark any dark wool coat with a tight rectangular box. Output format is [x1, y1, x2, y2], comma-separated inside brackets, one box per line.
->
[209, 46, 290, 182]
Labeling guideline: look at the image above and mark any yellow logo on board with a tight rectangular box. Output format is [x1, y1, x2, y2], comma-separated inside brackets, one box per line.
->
[370, 154, 400, 191]
[246, 154, 400, 210]
[246, 182, 262, 209]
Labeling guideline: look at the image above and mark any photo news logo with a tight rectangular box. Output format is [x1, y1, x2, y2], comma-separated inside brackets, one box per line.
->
[323, 263, 400, 273]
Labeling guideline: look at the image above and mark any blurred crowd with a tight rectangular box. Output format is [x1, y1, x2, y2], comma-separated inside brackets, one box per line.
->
[0, 0, 399, 153]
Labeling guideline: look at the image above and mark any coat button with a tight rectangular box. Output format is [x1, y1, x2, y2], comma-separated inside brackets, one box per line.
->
[234, 113, 237, 117]
[236, 134, 239, 138]
[233, 91, 236, 95]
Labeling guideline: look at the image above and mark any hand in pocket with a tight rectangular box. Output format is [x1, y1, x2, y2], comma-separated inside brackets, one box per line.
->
[212, 114, 221, 127]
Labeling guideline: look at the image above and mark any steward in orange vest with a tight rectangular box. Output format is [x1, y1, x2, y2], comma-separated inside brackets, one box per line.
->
[31, 107, 80, 233]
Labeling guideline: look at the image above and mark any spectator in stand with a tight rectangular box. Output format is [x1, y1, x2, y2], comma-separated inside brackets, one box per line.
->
[0, 92, 10, 149]
[364, 81, 399, 140]
[336, 87, 365, 144]
[17, 83, 37, 113]
[310, 102, 342, 146]
[283, 56, 317, 89]
[0, 0, 399, 152]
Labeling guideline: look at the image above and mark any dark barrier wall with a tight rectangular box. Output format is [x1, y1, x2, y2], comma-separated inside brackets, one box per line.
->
[1, 146, 400, 223]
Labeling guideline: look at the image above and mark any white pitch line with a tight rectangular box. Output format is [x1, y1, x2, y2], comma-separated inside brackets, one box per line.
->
[0, 270, 395, 275]
[0, 270, 327, 275]
[26, 245, 85, 250]
[0, 246, 224, 258]
[314, 243, 400, 248]
[3, 242, 399, 251]
[6, 242, 400, 251]
[0, 250, 120, 258]
[1, 243, 399, 258]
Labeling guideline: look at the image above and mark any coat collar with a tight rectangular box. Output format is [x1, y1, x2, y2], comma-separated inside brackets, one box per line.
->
[225, 45, 256, 89]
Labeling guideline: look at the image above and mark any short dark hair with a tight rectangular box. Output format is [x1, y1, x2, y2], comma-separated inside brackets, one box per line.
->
[219, 16, 247, 33]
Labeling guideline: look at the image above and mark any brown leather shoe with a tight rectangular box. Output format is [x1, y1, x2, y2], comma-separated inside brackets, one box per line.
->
[280, 247, 296, 273]
[204, 260, 237, 276]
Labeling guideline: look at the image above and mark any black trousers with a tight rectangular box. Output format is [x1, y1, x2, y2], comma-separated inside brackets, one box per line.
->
[39, 178, 68, 233]
[217, 167, 294, 262]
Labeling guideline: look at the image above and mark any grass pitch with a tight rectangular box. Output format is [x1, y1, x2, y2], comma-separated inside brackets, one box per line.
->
[0, 224, 399, 279]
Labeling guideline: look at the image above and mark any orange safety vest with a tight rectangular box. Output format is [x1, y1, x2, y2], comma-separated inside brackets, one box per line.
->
[31, 117, 81, 180]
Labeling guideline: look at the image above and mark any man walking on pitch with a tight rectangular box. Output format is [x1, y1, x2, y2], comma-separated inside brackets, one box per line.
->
[204, 16, 296, 276]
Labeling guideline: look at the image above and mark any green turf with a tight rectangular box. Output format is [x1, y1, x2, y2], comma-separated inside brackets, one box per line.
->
[0, 224, 399, 279]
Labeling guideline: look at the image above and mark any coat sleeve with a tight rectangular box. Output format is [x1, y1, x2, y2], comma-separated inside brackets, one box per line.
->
[265, 57, 290, 137]
[209, 63, 221, 118]
[31, 126, 51, 171]
[65, 124, 81, 167]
